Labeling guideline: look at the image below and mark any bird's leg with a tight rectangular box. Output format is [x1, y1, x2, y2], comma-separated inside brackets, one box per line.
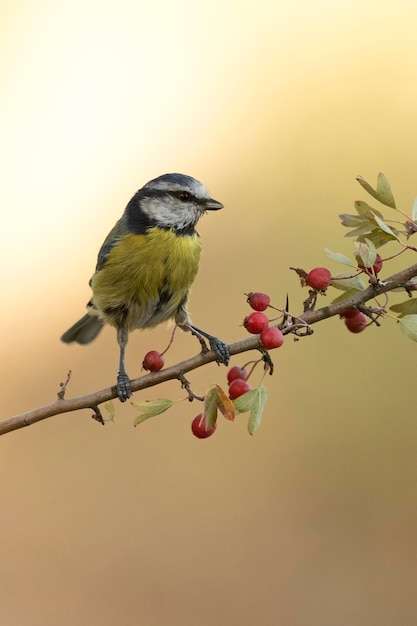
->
[116, 327, 131, 402]
[179, 323, 230, 366]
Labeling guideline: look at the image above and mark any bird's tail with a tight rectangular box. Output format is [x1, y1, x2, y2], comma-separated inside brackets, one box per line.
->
[61, 314, 104, 345]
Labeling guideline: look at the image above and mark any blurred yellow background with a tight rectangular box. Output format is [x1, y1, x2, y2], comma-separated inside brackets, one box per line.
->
[1, 1, 417, 624]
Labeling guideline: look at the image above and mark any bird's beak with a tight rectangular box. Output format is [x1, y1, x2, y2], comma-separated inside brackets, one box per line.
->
[204, 198, 224, 211]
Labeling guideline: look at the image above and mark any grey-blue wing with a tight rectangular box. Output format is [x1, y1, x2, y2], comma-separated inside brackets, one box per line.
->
[95, 219, 127, 271]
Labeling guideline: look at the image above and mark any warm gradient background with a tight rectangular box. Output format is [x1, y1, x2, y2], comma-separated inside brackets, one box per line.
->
[1, 1, 417, 624]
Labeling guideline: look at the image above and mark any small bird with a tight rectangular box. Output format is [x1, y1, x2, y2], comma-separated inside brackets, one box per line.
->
[61, 173, 229, 402]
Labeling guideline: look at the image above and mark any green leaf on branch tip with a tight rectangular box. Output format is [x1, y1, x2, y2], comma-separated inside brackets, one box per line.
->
[355, 238, 377, 268]
[356, 229, 397, 248]
[344, 222, 378, 238]
[233, 386, 268, 436]
[339, 214, 366, 228]
[399, 315, 417, 342]
[330, 273, 366, 292]
[390, 299, 417, 318]
[203, 386, 218, 431]
[356, 173, 396, 209]
[354, 201, 384, 219]
[104, 401, 116, 422]
[324, 248, 356, 268]
[132, 398, 174, 426]
[370, 213, 399, 240]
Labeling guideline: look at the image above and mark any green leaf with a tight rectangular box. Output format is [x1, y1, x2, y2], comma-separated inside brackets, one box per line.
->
[247, 387, 268, 435]
[330, 273, 366, 292]
[104, 401, 116, 422]
[344, 222, 376, 238]
[233, 386, 268, 436]
[203, 385, 219, 430]
[330, 289, 362, 304]
[356, 173, 396, 209]
[356, 228, 396, 248]
[376, 172, 397, 209]
[399, 315, 417, 342]
[354, 200, 384, 219]
[371, 213, 399, 239]
[339, 214, 366, 227]
[324, 248, 356, 268]
[390, 299, 417, 318]
[132, 398, 174, 426]
[355, 238, 377, 268]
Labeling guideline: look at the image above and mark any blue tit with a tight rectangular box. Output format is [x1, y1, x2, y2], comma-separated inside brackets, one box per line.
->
[61, 173, 229, 402]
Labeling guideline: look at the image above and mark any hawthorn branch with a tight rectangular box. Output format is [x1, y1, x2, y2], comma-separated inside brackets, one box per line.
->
[2, 262, 417, 438]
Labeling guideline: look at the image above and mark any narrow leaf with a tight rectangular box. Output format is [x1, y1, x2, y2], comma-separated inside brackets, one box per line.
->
[390, 299, 417, 318]
[356, 175, 379, 201]
[356, 173, 396, 209]
[354, 200, 383, 219]
[233, 387, 259, 414]
[330, 289, 363, 304]
[356, 229, 393, 248]
[376, 172, 396, 208]
[132, 398, 174, 426]
[232, 387, 268, 436]
[247, 387, 268, 436]
[203, 385, 218, 430]
[355, 238, 377, 268]
[104, 401, 116, 422]
[399, 315, 417, 342]
[344, 222, 376, 238]
[371, 213, 399, 240]
[330, 273, 366, 292]
[324, 248, 356, 268]
[339, 214, 366, 227]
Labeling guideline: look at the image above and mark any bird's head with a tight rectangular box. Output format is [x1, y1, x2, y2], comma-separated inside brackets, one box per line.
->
[125, 173, 224, 235]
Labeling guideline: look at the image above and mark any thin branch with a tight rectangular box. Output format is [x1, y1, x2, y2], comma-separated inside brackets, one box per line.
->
[2, 262, 417, 437]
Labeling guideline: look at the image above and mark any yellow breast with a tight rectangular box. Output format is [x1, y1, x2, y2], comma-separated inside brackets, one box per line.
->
[91, 227, 202, 330]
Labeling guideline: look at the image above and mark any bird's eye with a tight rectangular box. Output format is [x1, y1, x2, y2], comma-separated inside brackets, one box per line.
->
[176, 190, 192, 202]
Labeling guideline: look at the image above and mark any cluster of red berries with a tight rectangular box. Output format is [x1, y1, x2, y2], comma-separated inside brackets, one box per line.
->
[243, 292, 284, 350]
[192, 364, 252, 439]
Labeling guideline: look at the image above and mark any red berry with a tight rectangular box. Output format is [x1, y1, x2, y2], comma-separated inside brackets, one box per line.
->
[344, 312, 368, 333]
[142, 350, 164, 372]
[191, 414, 217, 439]
[260, 326, 284, 349]
[358, 254, 383, 275]
[340, 309, 360, 319]
[246, 292, 271, 311]
[306, 267, 331, 291]
[229, 379, 251, 399]
[244, 312, 269, 334]
[227, 365, 249, 384]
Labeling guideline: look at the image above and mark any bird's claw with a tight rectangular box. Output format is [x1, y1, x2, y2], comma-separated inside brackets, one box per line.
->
[209, 337, 230, 366]
[117, 371, 131, 402]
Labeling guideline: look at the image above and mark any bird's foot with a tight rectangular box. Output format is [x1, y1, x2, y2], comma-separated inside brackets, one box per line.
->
[207, 336, 230, 366]
[116, 371, 131, 402]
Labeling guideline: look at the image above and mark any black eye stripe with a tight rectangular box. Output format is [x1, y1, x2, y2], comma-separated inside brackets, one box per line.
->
[173, 190, 193, 202]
